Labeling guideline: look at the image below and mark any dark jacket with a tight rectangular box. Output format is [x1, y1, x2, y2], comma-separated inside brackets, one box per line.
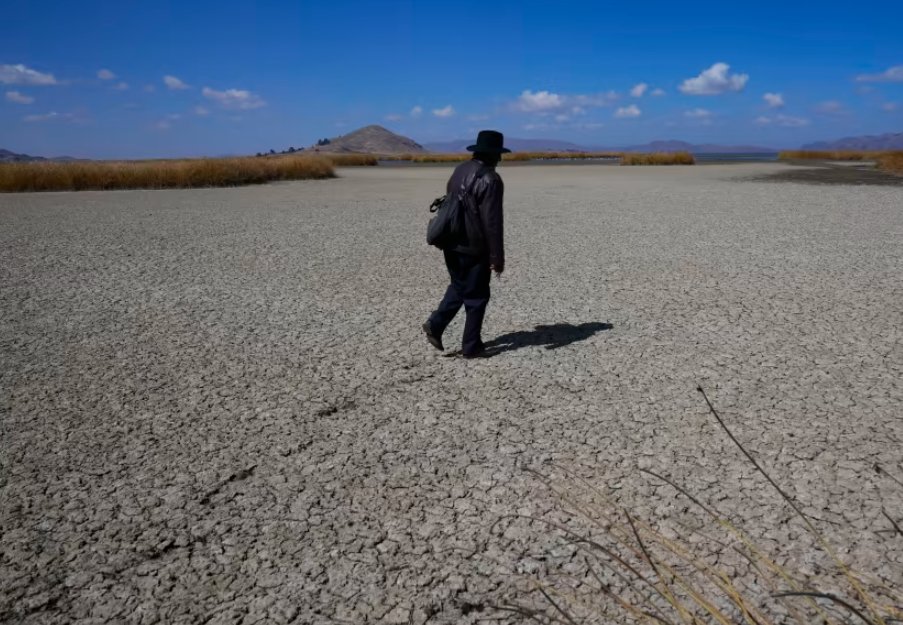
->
[447, 159, 504, 270]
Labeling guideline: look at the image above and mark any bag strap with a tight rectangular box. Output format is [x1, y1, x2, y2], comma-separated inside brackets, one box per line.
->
[458, 162, 488, 207]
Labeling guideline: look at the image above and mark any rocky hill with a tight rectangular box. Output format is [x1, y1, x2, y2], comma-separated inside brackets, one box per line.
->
[308, 125, 426, 154]
[801, 132, 903, 151]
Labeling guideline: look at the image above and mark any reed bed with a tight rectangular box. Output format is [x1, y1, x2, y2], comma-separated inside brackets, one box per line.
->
[391, 153, 471, 163]
[320, 153, 379, 166]
[778, 150, 903, 176]
[507, 151, 623, 161]
[876, 151, 903, 175]
[621, 151, 696, 165]
[0, 155, 335, 192]
[498, 387, 902, 625]
[778, 150, 880, 161]
[390, 152, 625, 163]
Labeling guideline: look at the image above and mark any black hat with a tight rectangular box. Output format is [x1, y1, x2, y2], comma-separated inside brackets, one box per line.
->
[467, 130, 511, 154]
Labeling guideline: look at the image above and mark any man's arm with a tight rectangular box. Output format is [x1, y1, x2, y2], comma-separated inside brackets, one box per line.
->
[479, 175, 504, 272]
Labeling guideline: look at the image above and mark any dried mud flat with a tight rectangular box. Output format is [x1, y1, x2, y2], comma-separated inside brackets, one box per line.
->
[1, 163, 902, 624]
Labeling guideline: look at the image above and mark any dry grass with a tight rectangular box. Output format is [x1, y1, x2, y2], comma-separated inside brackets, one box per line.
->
[778, 150, 880, 161]
[321, 153, 379, 166]
[778, 150, 903, 176]
[391, 153, 472, 163]
[875, 152, 903, 175]
[507, 151, 623, 161]
[497, 387, 903, 625]
[389, 152, 624, 163]
[0, 155, 335, 192]
[348, 151, 691, 165]
[621, 151, 696, 165]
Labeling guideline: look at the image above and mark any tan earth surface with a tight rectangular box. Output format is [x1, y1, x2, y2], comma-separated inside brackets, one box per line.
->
[2, 163, 901, 623]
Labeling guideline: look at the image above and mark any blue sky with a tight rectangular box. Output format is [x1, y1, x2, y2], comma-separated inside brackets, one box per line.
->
[2, 0, 902, 158]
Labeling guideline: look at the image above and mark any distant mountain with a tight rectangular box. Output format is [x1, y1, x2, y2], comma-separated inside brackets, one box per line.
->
[423, 137, 588, 153]
[1, 148, 81, 163]
[801, 132, 903, 151]
[617, 140, 776, 153]
[307, 125, 426, 154]
[0, 148, 47, 163]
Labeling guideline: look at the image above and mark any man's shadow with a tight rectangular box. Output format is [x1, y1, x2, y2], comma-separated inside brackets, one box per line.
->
[483, 322, 613, 356]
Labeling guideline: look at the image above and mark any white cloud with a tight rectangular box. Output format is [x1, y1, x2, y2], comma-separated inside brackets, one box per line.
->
[514, 89, 564, 112]
[815, 100, 845, 114]
[410, 105, 423, 118]
[614, 104, 641, 118]
[194, 106, 210, 116]
[384, 113, 403, 121]
[512, 89, 618, 114]
[432, 104, 455, 118]
[763, 92, 784, 108]
[0, 63, 58, 86]
[5, 90, 34, 104]
[679, 62, 748, 95]
[685, 108, 712, 118]
[882, 102, 898, 112]
[202, 86, 266, 110]
[144, 84, 156, 93]
[163, 75, 189, 90]
[524, 117, 605, 131]
[24, 111, 73, 122]
[856, 65, 903, 83]
[630, 83, 648, 98]
[113, 82, 129, 91]
[651, 88, 666, 97]
[97, 69, 116, 80]
[755, 114, 809, 127]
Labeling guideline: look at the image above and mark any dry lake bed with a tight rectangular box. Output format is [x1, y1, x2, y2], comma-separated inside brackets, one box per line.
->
[2, 162, 902, 623]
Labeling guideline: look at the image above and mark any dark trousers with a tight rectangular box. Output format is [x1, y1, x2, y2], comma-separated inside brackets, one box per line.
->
[428, 250, 491, 355]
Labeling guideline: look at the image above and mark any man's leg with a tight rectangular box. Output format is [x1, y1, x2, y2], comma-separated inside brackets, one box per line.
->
[461, 258, 491, 356]
[427, 251, 465, 338]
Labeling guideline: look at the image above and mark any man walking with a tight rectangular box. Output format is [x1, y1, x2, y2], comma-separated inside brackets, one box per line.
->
[423, 130, 508, 358]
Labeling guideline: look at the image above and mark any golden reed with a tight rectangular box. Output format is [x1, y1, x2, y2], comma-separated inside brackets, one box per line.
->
[0, 155, 336, 192]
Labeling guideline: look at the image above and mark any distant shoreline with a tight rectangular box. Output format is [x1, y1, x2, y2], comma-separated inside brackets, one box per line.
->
[373, 152, 780, 168]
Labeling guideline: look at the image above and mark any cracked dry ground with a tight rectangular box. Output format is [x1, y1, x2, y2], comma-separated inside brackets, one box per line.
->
[1, 163, 902, 624]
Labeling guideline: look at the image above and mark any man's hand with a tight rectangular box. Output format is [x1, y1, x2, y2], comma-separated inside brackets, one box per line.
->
[491, 264, 504, 276]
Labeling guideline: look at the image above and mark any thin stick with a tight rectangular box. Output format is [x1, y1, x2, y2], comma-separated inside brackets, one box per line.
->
[773, 592, 877, 625]
[696, 387, 811, 524]
[697, 386, 883, 625]
[875, 465, 903, 489]
[537, 586, 581, 625]
[882, 510, 903, 538]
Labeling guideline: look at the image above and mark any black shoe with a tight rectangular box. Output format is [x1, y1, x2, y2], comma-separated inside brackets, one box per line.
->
[422, 323, 444, 351]
[462, 345, 489, 359]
